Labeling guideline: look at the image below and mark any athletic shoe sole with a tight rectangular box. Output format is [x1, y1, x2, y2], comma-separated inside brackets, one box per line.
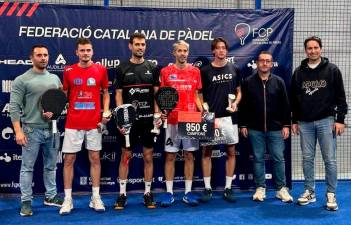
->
[20, 212, 33, 216]
[297, 198, 316, 205]
[44, 201, 62, 207]
[276, 195, 293, 203]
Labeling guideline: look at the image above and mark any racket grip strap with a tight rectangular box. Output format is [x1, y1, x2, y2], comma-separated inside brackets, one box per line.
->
[52, 120, 57, 134]
[125, 134, 130, 148]
[163, 118, 168, 128]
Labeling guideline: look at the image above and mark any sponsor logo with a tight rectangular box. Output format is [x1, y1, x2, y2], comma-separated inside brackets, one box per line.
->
[101, 152, 116, 162]
[0, 153, 22, 163]
[0, 153, 11, 163]
[2, 127, 14, 140]
[80, 177, 88, 185]
[74, 78, 83, 85]
[169, 74, 177, 80]
[132, 152, 162, 159]
[211, 149, 226, 158]
[234, 23, 279, 46]
[2, 80, 13, 93]
[247, 60, 278, 70]
[247, 60, 257, 69]
[57, 151, 63, 164]
[234, 23, 250, 45]
[55, 54, 66, 65]
[77, 91, 92, 99]
[193, 61, 202, 68]
[1, 103, 10, 117]
[74, 102, 95, 110]
[0, 181, 22, 189]
[128, 87, 149, 95]
[0, 59, 32, 65]
[147, 59, 158, 65]
[96, 58, 120, 68]
[145, 70, 152, 75]
[87, 78, 96, 86]
[211, 73, 233, 82]
[47, 54, 67, 72]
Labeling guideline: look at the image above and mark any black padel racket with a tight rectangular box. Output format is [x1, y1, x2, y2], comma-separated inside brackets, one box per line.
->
[112, 104, 137, 148]
[40, 89, 67, 134]
[156, 87, 179, 128]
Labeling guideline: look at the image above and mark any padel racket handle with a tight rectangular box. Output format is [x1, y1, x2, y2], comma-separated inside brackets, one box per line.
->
[125, 134, 130, 148]
[163, 118, 168, 128]
[52, 120, 57, 134]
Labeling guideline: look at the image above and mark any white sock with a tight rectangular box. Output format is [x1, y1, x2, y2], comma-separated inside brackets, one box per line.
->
[92, 186, 100, 197]
[64, 189, 72, 199]
[144, 181, 152, 194]
[225, 176, 233, 189]
[119, 179, 127, 195]
[185, 180, 192, 194]
[203, 176, 211, 189]
[166, 180, 173, 194]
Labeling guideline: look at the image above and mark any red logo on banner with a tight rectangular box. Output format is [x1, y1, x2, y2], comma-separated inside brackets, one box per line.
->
[0, 2, 39, 17]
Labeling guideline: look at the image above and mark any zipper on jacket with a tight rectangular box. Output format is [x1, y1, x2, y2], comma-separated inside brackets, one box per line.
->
[262, 80, 267, 132]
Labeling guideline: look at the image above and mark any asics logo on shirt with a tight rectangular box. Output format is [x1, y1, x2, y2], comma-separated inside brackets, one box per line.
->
[212, 73, 233, 82]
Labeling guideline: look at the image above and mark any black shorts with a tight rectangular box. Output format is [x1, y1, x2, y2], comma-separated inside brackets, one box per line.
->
[117, 119, 155, 150]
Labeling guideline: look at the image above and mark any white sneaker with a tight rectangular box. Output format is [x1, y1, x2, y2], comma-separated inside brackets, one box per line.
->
[59, 198, 73, 215]
[326, 192, 338, 211]
[253, 187, 266, 201]
[276, 187, 293, 203]
[297, 189, 316, 205]
[89, 195, 105, 212]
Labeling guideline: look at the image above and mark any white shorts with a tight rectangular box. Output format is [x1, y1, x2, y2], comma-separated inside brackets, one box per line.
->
[165, 124, 199, 153]
[62, 128, 102, 153]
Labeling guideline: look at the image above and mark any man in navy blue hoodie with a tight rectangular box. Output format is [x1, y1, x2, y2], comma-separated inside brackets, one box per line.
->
[291, 36, 347, 211]
[240, 51, 293, 203]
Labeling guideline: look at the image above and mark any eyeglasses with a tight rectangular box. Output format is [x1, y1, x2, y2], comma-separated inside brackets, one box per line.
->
[257, 59, 272, 64]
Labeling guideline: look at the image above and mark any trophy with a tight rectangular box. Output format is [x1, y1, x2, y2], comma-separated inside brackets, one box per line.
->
[151, 113, 162, 135]
[226, 94, 236, 113]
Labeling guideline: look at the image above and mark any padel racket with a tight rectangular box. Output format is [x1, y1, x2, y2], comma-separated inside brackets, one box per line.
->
[156, 87, 179, 128]
[112, 104, 136, 148]
[40, 89, 67, 134]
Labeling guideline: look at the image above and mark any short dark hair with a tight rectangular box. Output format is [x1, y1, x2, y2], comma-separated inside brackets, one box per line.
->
[76, 38, 92, 49]
[304, 36, 322, 49]
[257, 51, 273, 60]
[30, 44, 48, 56]
[129, 32, 146, 44]
[211, 37, 229, 52]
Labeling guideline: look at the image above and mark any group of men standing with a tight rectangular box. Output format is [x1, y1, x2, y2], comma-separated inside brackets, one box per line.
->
[9, 33, 347, 216]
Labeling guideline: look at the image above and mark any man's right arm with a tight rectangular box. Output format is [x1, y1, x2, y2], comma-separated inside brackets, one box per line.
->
[115, 89, 123, 106]
[9, 78, 27, 145]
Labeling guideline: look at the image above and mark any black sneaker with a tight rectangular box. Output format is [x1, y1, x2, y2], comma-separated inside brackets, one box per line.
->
[44, 195, 64, 207]
[144, 192, 156, 209]
[20, 201, 33, 216]
[114, 194, 127, 210]
[200, 188, 213, 202]
[223, 188, 236, 202]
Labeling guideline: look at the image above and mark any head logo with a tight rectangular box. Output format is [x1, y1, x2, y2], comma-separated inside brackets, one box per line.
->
[55, 54, 66, 65]
[2, 127, 14, 140]
[234, 23, 251, 46]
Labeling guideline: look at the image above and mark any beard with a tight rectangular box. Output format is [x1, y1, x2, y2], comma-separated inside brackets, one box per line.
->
[133, 51, 144, 58]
